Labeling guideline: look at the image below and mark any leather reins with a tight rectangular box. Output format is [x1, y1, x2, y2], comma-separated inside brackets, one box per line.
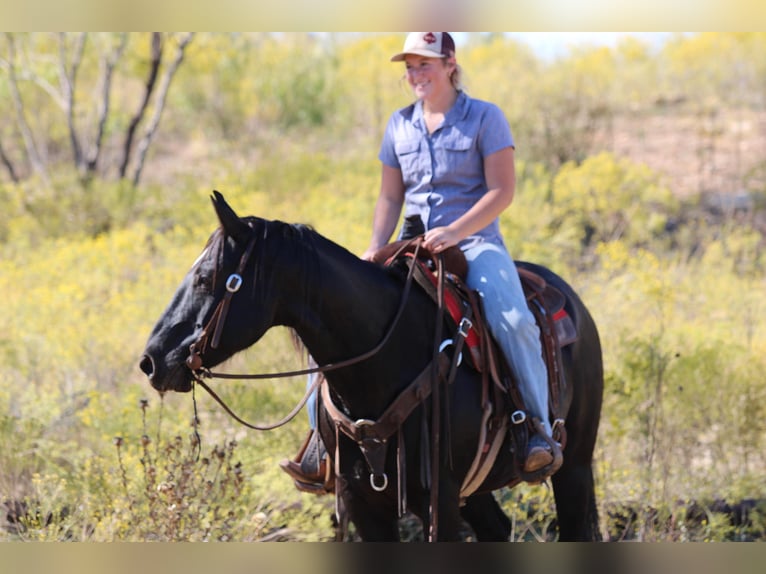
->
[185, 232, 425, 431]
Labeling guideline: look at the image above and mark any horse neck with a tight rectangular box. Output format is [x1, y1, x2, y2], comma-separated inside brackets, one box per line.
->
[281, 235, 400, 361]
[277, 234, 425, 417]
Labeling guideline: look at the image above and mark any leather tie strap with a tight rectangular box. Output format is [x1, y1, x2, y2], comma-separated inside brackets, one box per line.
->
[320, 353, 450, 445]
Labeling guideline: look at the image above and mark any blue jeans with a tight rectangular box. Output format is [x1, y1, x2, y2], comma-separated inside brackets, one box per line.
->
[306, 241, 550, 435]
[306, 357, 319, 429]
[463, 240, 551, 435]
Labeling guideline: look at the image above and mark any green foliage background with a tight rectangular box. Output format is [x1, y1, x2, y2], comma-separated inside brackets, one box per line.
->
[1, 32, 765, 541]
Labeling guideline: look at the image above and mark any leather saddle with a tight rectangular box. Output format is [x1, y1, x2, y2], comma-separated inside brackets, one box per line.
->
[290, 239, 578, 499]
[371, 239, 576, 451]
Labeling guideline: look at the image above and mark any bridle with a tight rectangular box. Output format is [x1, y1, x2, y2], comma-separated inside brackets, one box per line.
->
[185, 227, 458, 540]
[185, 229, 425, 431]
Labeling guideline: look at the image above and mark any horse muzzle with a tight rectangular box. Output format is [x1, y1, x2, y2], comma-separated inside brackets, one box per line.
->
[139, 352, 193, 393]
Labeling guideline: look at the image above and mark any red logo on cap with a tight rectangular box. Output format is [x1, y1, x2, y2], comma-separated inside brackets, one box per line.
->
[423, 32, 437, 44]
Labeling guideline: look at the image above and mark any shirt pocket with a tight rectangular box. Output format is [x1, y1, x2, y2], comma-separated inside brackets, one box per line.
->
[394, 139, 422, 182]
[444, 133, 473, 152]
[441, 133, 477, 181]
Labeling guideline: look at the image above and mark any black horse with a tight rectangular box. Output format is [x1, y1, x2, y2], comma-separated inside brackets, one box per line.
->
[140, 192, 603, 541]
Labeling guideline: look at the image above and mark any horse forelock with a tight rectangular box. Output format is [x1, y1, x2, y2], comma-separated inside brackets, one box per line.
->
[231, 218, 324, 325]
[204, 217, 356, 355]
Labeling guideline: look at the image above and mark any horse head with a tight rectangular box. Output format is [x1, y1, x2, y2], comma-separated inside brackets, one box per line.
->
[140, 191, 275, 393]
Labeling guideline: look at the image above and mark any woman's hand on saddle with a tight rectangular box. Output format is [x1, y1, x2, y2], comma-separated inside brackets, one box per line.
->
[423, 226, 459, 254]
[360, 247, 380, 262]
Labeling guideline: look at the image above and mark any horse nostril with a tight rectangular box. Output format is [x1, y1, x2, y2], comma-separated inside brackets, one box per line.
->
[139, 355, 155, 378]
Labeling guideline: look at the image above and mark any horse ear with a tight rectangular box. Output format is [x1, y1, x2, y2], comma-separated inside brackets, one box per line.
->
[211, 190, 250, 243]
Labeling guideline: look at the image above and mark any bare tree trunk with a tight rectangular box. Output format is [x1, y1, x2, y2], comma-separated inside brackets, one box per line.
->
[119, 32, 163, 179]
[0, 140, 19, 183]
[132, 33, 194, 187]
[58, 32, 87, 173]
[4, 33, 48, 182]
[86, 33, 128, 175]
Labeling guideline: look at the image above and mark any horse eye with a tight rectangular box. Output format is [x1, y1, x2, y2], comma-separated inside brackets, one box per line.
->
[194, 272, 212, 291]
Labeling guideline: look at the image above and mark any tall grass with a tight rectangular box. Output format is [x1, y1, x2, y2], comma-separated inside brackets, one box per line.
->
[1, 148, 764, 541]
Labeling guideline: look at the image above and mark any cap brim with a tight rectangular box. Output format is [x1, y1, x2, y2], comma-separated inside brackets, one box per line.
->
[390, 49, 447, 62]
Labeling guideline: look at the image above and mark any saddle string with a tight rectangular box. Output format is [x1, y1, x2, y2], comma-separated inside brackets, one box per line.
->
[428, 253, 446, 542]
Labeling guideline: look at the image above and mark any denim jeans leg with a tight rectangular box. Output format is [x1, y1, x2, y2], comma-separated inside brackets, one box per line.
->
[306, 358, 318, 429]
[463, 241, 551, 435]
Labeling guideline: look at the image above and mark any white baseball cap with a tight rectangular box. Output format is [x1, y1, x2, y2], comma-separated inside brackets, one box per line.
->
[390, 32, 456, 62]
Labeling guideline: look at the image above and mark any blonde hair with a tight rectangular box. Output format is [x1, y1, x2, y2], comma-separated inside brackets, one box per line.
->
[450, 62, 465, 92]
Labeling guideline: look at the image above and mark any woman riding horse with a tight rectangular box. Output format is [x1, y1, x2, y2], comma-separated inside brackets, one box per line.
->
[281, 31, 561, 490]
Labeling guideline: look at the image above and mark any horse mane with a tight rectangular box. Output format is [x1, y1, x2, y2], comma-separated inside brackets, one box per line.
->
[215, 215, 401, 368]
[263, 220, 402, 366]
[255, 219, 321, 364]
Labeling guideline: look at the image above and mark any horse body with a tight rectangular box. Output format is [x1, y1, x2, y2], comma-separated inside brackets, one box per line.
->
[140, 192, 603, 541]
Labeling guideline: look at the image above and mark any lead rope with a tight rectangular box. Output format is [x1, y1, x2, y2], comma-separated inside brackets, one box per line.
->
[428, 253, 446, 542]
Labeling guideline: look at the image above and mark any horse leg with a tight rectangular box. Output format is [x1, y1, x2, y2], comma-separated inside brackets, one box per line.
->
[434, 499, 465, 542]
[337, 476, 400, 541]
[349, 512, 399, 541]
[331, 490, 350, 541]
[549, 303, 603, 542]
[407, 479, 466, 541]
[461, 492, 512, 541]
[552, 460, 600, 541]
[551, 389, 602, 541]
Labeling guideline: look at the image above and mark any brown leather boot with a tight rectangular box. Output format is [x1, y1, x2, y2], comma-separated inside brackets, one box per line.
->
[524, 434, 554, 472]
[279, 429, 331, 494]
[523, 433, 563, 481]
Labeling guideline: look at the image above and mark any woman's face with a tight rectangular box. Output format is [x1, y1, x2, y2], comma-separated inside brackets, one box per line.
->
[404, 55, 454, 101]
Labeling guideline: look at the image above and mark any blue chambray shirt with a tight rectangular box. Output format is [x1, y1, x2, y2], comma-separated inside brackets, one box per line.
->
[379, 91, 514, 249]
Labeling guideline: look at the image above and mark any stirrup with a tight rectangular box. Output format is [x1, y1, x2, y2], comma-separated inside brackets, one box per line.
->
[279, 429, 334, 494]
[520, 421, 563, 484]
[291, 478, 334, 495]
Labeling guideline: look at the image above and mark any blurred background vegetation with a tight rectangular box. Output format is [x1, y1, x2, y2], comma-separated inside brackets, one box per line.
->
[1, 32, 764, 541]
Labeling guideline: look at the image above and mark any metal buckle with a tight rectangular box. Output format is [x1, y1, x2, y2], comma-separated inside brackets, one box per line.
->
[370, 473, 389, 492]
[511, 410, 527, 425]
[438, 339, 462, 367]
[457, 317, 472, 338]
[354, 418, 382, 443]
[226, 273, 243, 293]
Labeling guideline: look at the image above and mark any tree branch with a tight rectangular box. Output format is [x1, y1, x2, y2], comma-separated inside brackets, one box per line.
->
[119, 32, 163, 179]
[0, 34, 66, 110]
[86, 33, 128, 174]
[3, 33, 48, 182]
[0, 139, 19, 183]
[59, 32, 87, 172]
[132, 33, 194, 187]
